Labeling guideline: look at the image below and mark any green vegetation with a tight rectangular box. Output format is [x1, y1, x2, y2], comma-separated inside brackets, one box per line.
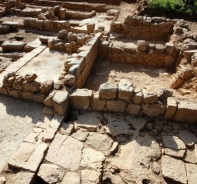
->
[150, 0, 197, 14]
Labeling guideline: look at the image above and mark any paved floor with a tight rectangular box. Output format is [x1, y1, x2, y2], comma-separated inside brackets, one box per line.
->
[0, 94, 44, 171]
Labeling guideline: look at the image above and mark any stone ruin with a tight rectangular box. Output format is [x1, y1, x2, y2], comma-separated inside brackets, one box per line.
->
[0, 0, 197, 183]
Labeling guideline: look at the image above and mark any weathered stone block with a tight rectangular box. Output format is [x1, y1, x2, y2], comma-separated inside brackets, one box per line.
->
[174, 101, 197, 123]
[70, 89, 92, 109]
[106, 100, 127, 112]
[142, 103, 165, 117]
[99, 83, 117, 99]
[137, 40, 148, 52]
[126, 103, 141, 115]
[23, 81, 41, 92]
[118, 79, 133, 101]
[91, 92, 106, 111]
[143, 90, 158, 103]
[53, 90, 69, 116]
[164, 97, 177, 119]
[2, 41, 25, 51]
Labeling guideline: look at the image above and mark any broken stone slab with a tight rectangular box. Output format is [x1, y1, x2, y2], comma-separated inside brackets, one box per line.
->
[186, 163, 197, 184]
[61, 172, 80, 184]
[162, 155, 187, 184]
[53, 90, 69, 116]
[70, 89, 93, 109]
[111, 135, 161, 182]
[71, 129, 89, 142]
[2, 41, 25, 52]
[8, 143, 48, 172]
[162, 136, 186, 150]
[164, 148, 185, 158]
[45, 133, 83, 171]
[174, 100, 197, 123]
[74, 112, 101, 132]
[99, 83, 118, 99]
[81, 170, 101, 184]
[118, 79, 133, 101]
[37, 163, 65, 184]
[59, 123, 74, 135]
[86, 132, 114, 155]
[6, 172, 35, 184]
[24, 132, 40, 144]
[104, 114, 134, 137]
[179, 130, 197, 147]
[164, 97, 177, 119]
[80, 146, 105, 169]
[184, 148, 196, 164]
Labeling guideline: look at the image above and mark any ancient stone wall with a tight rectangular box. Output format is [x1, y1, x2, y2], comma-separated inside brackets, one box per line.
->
[110, 16, 175, 41]
[69, 82, 197, 124]
[23, 18, 71, 32]
[100, 40, 179, 67]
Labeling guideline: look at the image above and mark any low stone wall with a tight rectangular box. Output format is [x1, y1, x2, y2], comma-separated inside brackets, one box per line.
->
[69, 81, 197, 123]
[23, 18, 71, 32]
[59, 0, 121, 5]
[110, 16, 175, 41]
[100, 40, 179, 67]
[60, 33, 102, 89]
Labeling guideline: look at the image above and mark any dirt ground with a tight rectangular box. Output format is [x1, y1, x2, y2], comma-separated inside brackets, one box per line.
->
[0, 95, 44, 172]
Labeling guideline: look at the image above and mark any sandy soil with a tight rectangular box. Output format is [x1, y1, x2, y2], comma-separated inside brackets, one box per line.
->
[0, 95, 44, 172]
[85, 59, 173, 92]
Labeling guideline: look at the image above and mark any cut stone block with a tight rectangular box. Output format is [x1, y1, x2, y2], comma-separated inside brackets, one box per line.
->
[106, 100, 127, 112]
[164, 97, 177, 119]
[142, 103, 165, 117]
[53, 90, 69, 116]
[126, 103, 141, 115]
[99, 83, 117, 99]
[118, 79, 133, 101]
[174, 101, 197, 123]
[37, 164, 65, 184]
[91, 92, 106, 111]
[70, 89, 92, 109]
[2, 41, 25, 51]
[142, 90, 158, 103]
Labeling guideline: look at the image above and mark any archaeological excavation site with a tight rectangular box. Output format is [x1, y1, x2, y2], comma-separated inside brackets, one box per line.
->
[1, 0, 197, 183]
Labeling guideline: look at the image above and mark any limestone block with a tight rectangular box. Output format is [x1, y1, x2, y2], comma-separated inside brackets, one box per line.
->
[25, 73, 37, 82]
[8, 143, 48, 172]
[106, 100, 127, 112]
[29, 18, 36, 28]
[0, 87, 8, 95]
[33, 94, 45, 103]
[91, 92, 106, 111]
[137, 40, 148, 52]
[22, 91, 33, 100]
[40, 80, 53, 94]
[70, 89, 92, 109]
[118, 79, 133, 101]
[162, 155, 187, 184]
[7, 172, 35, 184]
[155, 44, 165, 53]
[87, 23, 95, 33]
[142, 103, 165, 117]
[2, 41, 25, 51]
[38, 164, 65, 184]
[164, 97, 177, 119]
[143, 90, 158, 103]
[164, 55, 175, 67]
[58, 29, 67, 40]
[64, 74, 75, 86]
[53, 90, 69, 116]
[132, 91, 143, 104]
[152, 17, 166, 23]
[174, 101, 197, 123]
[23, 81, 41, 92]
[58, 8, 67, 20]
[165, 42, 175, 54]
[8, 88, 19, 98]
[44, 90, 56, 107]
[99, 83, 117, 99]
[126, 103, 141, 115]
[36, 20, 44, 30]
